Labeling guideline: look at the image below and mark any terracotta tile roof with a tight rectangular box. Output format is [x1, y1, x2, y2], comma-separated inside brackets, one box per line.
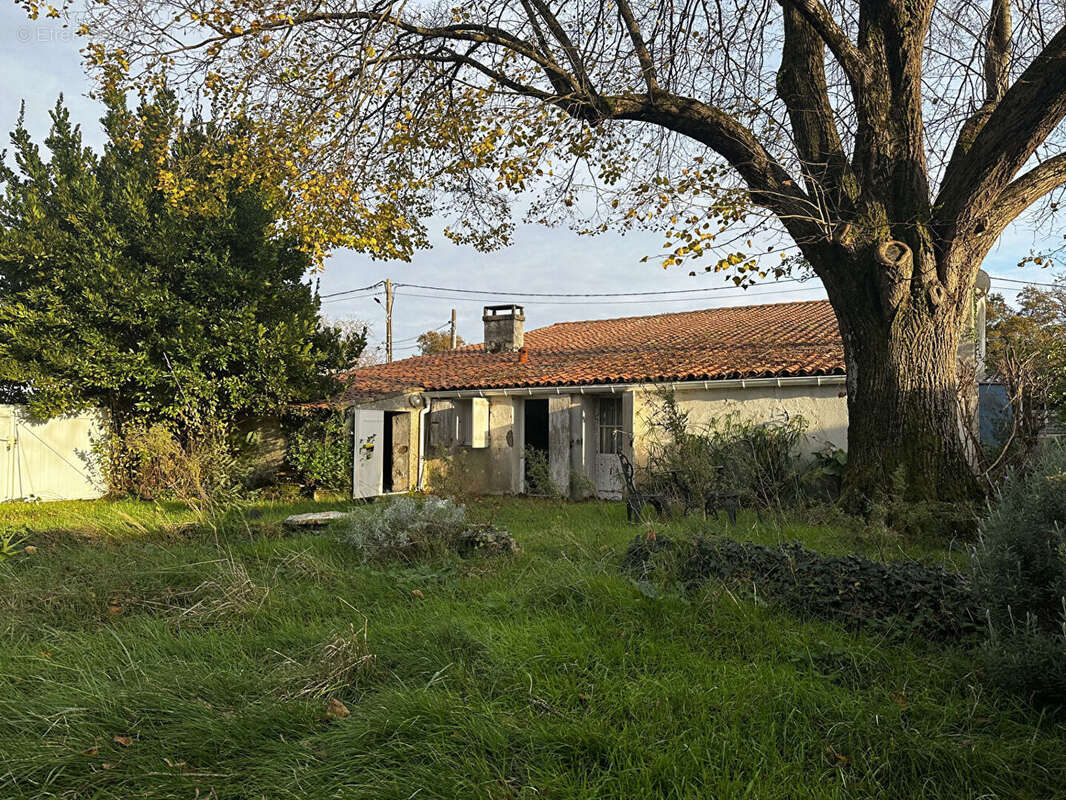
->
[336, 299, 844, 402]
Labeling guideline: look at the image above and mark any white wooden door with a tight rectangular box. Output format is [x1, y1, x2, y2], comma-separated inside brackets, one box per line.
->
[352, 409, 385, 499]
[593, 396, 624, 499]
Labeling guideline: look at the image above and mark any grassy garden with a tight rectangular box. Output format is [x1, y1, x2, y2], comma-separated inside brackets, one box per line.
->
[1, 495, 1064, 799]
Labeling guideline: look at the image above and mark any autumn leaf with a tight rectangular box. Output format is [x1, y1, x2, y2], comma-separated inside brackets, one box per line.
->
[325, 698, 350, 720]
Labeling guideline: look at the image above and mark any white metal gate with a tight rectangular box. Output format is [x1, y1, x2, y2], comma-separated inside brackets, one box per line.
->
[0, 405, 105, 503]
[0, 410, 13, 502]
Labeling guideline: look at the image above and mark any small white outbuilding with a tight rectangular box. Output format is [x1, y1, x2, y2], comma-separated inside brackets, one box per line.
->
[330, 292, 987, 500]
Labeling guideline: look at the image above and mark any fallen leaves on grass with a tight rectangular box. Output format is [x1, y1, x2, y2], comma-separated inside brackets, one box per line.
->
[325, 698, 350, 720]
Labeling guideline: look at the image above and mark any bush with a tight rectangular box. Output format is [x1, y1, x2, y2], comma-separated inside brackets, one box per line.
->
[285, 410, 352, 492]
[624, 535, 978, 640]
[866, 467, 980, 540]
[523, 447, 563, 498]
[100, 417, 245, 504]
[425, 445, 478, 503]
[342, 496, 518, 562]
[644, 390, 808, 510]
[973, 441, 1066, 706]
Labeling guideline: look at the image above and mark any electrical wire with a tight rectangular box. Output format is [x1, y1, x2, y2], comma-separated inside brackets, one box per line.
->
[392, 279, 806, 298]
[321, 291, 382, 305]
[324, 274, 1060, 304]
[989, 276, 1062, 289]
[392, 285, 825, 306]
[320, 281, 385, 299]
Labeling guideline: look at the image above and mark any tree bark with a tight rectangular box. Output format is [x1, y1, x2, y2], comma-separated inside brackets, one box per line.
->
[830, 267, 981, 509]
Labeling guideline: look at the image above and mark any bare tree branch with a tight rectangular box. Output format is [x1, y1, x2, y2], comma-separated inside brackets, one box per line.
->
[616, 0, 659, 92]
[937, 22, 1066, 254]
[987, 151, 1066, 235]
[776, 0, 869, 93]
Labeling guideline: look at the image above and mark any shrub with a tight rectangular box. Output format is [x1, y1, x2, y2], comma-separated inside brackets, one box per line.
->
[867, 467, 980, 540]
[425, 445, 478, 503]
[523, 447, 563, 498]
[285, 410, 352, 492]
[100, 417, 245, 506]
[800, 443, 847, 501]
[624, 535, 978, 640]
[342, 496, 518, 562]
[973, 441, 1066, 706]
[644, 390, 808, 510]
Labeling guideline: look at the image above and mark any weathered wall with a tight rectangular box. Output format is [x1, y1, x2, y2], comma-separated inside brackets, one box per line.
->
[0, 405, 106, 503]
[630, 383, 849, 466]
[422, 396, 520, 495]
[401, 380, 849, 498]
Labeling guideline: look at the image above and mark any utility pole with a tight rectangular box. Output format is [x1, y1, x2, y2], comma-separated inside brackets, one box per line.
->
[449, 308, 457, 349]
[385, 278, 394, 363]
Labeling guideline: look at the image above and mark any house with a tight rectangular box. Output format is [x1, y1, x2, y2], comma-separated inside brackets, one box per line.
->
[335, 289, 988, 500]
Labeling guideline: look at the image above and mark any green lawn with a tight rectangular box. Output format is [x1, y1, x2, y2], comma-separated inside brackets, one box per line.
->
[0, 496, 1062, 799]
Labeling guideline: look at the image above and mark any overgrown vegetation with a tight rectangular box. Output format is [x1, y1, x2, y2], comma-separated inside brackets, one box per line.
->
[523, 446, 563, 498]
[973, 441, 1066, 706]
[643, 389, 810, 511]
[341, 496, 517, 562]
[425, 444, 479, 504]
[284, 410, 353, 493]
[625, 535, 978, 641]
[100, 416, 244, 503]
[0, 496, 1062, 798]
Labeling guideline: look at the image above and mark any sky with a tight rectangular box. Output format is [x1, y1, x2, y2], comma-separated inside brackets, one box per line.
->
[2, 6, 1060, 359]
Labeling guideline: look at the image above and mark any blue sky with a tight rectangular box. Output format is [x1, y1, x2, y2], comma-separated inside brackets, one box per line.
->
[2, 6, 1058, 359]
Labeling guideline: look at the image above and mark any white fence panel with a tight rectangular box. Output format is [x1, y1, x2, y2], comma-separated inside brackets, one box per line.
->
[0, 405, 106, 503]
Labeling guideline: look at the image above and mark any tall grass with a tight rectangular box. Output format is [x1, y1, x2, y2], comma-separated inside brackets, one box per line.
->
[0, 496, 1062, 799]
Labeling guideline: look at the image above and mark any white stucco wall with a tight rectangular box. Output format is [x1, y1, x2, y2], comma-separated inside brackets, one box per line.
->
[410, 378, 848, 498]
[632, 382, 849, 465]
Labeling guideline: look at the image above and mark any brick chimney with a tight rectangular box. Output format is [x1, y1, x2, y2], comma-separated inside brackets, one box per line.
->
[483, 304, 525, 353]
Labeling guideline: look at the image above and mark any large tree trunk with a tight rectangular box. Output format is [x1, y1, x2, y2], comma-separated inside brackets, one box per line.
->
[830, 270, 982, 509]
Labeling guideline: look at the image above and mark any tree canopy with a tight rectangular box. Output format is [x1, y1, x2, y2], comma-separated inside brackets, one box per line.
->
[417, 329, 464, 355]
[0, 94, 366, 427]
[68, 0, 1066, 504]
[987, 280, 1066, 413]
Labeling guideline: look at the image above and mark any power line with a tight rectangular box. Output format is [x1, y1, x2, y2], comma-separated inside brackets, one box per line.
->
[320, 281, 385, 299]
[324, 274, 1058, 304]
[321, 291, 382, 305]
[392, 279, 806, 298]
[393, 285, 825, 306]
[989, 276, 1062, 289]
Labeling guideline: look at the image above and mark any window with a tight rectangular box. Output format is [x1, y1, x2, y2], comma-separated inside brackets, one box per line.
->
[598, 396, 623, 455]
[426, 398, 489, 449]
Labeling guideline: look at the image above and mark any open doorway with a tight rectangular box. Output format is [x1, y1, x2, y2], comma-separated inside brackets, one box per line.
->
[382, 411, 411, 493]
[523, 398, 549, 493]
